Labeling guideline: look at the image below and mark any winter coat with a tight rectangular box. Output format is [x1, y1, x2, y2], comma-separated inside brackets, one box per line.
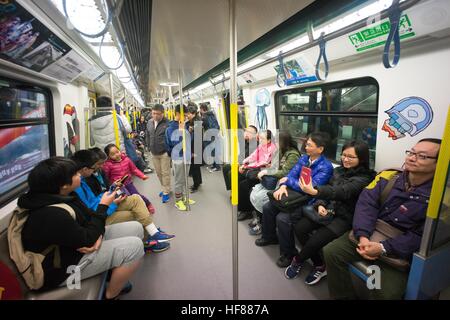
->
[146, 117, 169, 155]
[312, 166, 376, 236]
[282, 155, 333, 192]
[353, 170, 433, 260]
[103, 152, 145, 185]
[89, 113, 131, 151]
[75, 178, 118, 216]
[265, 148, 301, 179]
[243, 142, 278, 169]
[84, 170, 110, 196]
[19, 192, 107, 290]
[165, 120, 191, 160]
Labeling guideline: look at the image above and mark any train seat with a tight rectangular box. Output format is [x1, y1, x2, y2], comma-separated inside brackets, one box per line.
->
[0, 212, 107, 300]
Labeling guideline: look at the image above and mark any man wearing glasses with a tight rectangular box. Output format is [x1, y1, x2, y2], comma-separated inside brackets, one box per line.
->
[323, 138, 441, 299]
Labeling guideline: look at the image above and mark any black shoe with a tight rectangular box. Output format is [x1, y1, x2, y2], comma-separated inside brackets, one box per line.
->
[237, 211, 252, 221]
[276, 254, 294, 268]
[255, 237, 279, 247]
[189, 186, 199, 193]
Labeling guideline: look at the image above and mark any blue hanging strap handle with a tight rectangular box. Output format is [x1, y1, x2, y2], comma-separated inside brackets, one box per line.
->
[276, 52, 286, 87]
[315, 32, 329, 81]
[383, 0, 402, 68]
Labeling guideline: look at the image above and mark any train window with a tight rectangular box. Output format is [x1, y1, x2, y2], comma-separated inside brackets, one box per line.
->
[275, 77, 378, 168]
[0, 77, 54, 206]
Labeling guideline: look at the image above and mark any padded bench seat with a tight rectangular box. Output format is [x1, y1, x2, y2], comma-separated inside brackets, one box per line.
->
[0, 213, 107, 300]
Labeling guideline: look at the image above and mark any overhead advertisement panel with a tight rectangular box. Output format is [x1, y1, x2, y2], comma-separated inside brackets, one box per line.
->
[0, 0, 92, 83]
[274, 56, 318, 86]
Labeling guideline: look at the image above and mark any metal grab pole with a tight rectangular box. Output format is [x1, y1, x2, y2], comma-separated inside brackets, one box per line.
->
[110, 73, 121, 149]
[178, 72, 190, 211]
[229, 0, 239, 301]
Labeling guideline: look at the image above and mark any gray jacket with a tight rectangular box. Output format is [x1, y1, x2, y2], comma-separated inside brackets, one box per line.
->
[146, 117, 169, 155]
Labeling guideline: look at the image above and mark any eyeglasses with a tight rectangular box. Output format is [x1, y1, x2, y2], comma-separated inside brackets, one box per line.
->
[341, 154, 358, 160]
[405, 150, 437, 161]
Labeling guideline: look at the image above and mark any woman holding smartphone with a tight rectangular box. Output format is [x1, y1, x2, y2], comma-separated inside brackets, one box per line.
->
[283, 140, 375, 285]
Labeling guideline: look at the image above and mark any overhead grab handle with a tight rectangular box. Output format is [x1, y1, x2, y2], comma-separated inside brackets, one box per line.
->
[276, 51, 286, 88]
[383, 0, 402, 68]
[315, 32, 329, 81]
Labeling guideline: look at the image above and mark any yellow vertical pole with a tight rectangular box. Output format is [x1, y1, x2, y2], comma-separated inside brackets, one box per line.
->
[109, 73, 120, 149]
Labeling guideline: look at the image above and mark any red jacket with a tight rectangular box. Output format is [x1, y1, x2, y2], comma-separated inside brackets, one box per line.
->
[103, 152, 145, 185]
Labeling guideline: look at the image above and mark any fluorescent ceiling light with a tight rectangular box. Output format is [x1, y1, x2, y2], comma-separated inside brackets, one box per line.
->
[312, 0, 406, 39]
[160, 82, 179, 87]
[237, 58, 266, 73]
[266, 36, 309, 58]
[189, 82, 211, 94]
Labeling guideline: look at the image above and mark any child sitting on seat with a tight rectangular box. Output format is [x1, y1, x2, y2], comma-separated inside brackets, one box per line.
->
[103, 144, 155, 214]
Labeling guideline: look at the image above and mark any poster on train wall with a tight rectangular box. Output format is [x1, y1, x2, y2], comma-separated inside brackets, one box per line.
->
[0, 0, 91, 83]
[348, 14, 415, 52]
[274, 56, 318, 86]
[63, 104, 80, 157]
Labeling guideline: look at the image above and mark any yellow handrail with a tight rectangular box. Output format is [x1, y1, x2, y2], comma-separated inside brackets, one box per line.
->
[112, 109, 121, 149]
[231, 102, 239, 205]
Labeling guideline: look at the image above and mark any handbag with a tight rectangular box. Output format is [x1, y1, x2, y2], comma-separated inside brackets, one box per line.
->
[303, 205, 334, 225]
[348, 219, 410, 271]
[261, 175, 278, 190]
[244, 168, 261, 183]
[267, 187, 310, 213]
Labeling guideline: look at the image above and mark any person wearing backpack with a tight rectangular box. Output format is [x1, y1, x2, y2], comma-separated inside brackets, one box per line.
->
[12, 157, 143, 299]
[323, 138, 441, 299]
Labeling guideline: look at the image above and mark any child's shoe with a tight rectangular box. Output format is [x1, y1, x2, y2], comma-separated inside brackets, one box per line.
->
[144, 240, 170, 253]
[147, 231, 175, 243]
[162, 193, 170, 203]
[183, 197, 196, 205]
[175, 199, 187, 211]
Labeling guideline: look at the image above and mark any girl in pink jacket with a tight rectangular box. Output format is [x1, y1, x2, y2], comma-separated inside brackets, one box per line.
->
[103, 144, 155, 214]
[240, 130, 277, 171]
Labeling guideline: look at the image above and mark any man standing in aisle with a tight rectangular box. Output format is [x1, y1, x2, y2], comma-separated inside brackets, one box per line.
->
[146, 104, 171, 203]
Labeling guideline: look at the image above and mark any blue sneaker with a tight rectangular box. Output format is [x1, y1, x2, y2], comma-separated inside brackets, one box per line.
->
[304, 265, 327, 285]
[120, 281, 133, 295]
[159, 192, 163, 197]
[144, 240, 170, 253]
[285, 257, 303, 279]
[162, 193, 170, 203]
[147, 231, 175, 243]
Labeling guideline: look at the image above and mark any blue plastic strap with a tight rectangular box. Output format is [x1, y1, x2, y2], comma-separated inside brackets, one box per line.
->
[276, 51, 286, 87]
[315, 33, 329, 81]
[383, 0, 402, 68]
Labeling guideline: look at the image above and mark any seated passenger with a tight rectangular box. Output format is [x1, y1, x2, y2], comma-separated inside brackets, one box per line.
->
[323, 138, 441, 299]
[71, 150, 174, 253]
[248, 131, 301, 235]
[84, 147, 110, 196]
[222, 125, 258, 191]
[254, 132, 333, 266]
[283, 141, 375, 284]
[19, 157, 143, 299]
[103, 144, 155, 214]
[237, 130, 278, 221]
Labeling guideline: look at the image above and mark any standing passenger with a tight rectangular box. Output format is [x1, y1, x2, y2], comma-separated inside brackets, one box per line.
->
[146, 104, 171, 203]
[186, 104, 203, 193]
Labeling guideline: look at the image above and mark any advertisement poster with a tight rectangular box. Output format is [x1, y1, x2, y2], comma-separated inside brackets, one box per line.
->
[63, 104, 80, 157]
[0, 0, 70, 72]
[274, 56, 318, 86]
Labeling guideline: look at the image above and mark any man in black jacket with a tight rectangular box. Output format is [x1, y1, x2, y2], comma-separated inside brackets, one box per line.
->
[146, 104, 171, 203]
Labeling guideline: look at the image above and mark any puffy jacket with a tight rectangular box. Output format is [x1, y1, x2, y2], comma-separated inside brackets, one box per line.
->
[282, 155, 333, 192]
[202, 111, 220, 130]
[352, 170, 433, 260]
[243, 142, 278, 169]
[103, 152, 145, 185]
[265, 148, 301, 179]
[75, 178, 118, 216]
[89, 114, 131, 151]
[19, 192, 107, 289]
[313, 166, 376, 235]
[146, 117, 169, 155]
[165, 120, 191, 160]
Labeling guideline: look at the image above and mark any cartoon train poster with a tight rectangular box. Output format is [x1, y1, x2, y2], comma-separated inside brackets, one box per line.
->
[63, 104, 80, 157]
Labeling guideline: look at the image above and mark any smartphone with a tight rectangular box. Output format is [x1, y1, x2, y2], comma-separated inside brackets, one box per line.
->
[118, 174, 129, 184]
[300, 166, 312, 185]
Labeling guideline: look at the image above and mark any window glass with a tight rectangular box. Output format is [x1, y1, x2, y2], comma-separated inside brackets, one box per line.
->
[0, 85, 47, 120]
[0, 125, 50, 195]
[279, 115, 377, 168]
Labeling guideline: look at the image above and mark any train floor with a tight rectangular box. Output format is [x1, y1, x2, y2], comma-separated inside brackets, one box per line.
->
[123, 165, 330, 300]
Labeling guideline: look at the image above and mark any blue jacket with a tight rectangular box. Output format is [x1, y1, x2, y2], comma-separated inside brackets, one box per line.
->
[75, 177, 117, 216]
[282, 155, 333, 192]
[352, 170, 433, 260]
[165, 120, 191, 160]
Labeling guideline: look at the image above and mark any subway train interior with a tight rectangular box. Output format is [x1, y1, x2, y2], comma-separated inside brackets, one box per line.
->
[0, 0, 450, 302]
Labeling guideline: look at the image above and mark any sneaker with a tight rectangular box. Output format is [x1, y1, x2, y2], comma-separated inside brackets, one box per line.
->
[162, 193, 170, 203]
[276, 254, 293, 268]
[159, 191, 163, 197]
[208, 167, 220, 173]
[304, 266, 327, 285]
[285, 257, 303, 279]
[119, 281, 133, 295]
[175, 199, 187, 211]
[147, 231, 175, 243]
[144, 240, 170, 253]
[147, 203, 155, 214]
[183, 197, 196, 205]
[255, 237, 278, 247]
[248, 217, 259, 228]
[189, 185, 199, 193]
[144, 168, 153, 174]
[248, 224, 262, 236]
[237, 211, 252, 221]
